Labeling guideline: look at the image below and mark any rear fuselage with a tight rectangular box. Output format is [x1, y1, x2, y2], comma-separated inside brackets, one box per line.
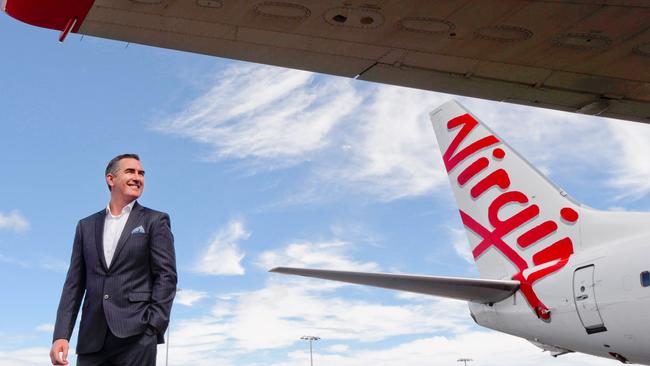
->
[471, 213, 650, 364]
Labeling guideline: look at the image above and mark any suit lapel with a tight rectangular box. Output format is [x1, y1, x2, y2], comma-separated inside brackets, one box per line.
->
[111, 202, 144, 266]
[95, 210, 109, 272]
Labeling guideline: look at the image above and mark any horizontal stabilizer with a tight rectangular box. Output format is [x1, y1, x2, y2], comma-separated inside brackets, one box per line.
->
[270, 267, 520, 304]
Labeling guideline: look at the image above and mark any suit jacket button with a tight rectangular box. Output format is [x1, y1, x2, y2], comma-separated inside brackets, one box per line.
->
[104, 294, 110, 300]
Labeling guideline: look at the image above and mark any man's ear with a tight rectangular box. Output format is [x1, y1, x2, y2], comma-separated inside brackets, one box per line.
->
[106, 174, 114, 189]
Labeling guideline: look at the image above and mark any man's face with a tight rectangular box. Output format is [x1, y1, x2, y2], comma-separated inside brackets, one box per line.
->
[107, 158, 145, 201]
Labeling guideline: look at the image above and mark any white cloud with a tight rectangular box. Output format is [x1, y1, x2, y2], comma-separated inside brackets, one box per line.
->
[265, 332, 617, 366]
[467, 100, 650, 204]
[176, 289, 208, 306]
[605, 119, 650, 199]
[161, 271, 618, 366]
[332, 85, 449, 200]
[165, 279, 470, 362]
[154, 63, 451, 201]
[460, 99, 615, 177]
[326, 344, 350, 353]
[157, 63, 362, 168]
[0, 253, 69, 272]
[0, 210, 29, 232]
[194, 220, 248, 276]
[0, 332, 620, 366]
[0, 347, 51, 366]
[39, 258, 68, 272]
[5, 235, 623, 366]
[156, 62, 650, 204]
[162, 232, 629, 366]
[35, 323, 54, 333]
[0, 253, 30, 268]
[156, 60, 650, 206]
[450, 227, 474, 264]
[447, 98, 650, 206]
[160, 240, 472, 365]
[257, 240, 379, 272]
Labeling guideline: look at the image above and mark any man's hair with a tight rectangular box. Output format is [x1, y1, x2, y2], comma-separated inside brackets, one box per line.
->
[105, 153, 140, 191]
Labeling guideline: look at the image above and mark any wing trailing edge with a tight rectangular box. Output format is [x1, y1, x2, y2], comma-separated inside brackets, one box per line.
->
[270, 267, 519, 304]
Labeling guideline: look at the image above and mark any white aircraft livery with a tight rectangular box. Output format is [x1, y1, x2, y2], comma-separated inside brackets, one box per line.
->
[273, 100, 650, 365]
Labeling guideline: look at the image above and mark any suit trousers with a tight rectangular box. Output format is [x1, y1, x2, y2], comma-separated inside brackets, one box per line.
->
[76, 329, 157, 366]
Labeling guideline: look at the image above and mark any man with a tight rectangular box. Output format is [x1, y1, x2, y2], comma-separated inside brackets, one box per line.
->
[50, 154, 177, 366]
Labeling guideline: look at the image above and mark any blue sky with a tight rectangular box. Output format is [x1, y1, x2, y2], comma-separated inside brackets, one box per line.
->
[2, 12, 650, 366]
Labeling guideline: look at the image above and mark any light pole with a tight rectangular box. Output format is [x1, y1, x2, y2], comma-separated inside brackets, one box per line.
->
[166, 288, 182, 366]
[300, 335, 320, 366]
[457, 358, 473, 366]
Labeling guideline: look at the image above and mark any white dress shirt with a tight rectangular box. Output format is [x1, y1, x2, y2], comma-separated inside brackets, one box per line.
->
[103, 200, 136, 267]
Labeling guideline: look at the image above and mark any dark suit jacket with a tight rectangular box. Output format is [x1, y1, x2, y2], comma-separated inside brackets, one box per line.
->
[53, 202, 177, 354]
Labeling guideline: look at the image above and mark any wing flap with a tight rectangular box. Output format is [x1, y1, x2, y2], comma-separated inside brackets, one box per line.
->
[270, 267, 519, 304]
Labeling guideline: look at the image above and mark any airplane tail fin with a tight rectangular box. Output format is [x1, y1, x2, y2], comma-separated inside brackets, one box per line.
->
[430, 101, 581, 319]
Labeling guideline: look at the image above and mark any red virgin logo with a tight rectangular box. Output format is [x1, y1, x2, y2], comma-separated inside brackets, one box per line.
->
[443, 113, 577, 321]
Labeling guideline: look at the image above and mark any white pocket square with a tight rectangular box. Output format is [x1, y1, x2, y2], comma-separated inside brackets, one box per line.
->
[131, 225, 145, 234]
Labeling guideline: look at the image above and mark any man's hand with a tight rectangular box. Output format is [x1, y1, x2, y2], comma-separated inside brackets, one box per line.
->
[50, 339, 69, 365]
[144, 325, 158, 336]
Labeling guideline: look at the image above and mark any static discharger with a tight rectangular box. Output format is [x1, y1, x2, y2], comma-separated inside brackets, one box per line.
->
[58, 17, 77, 42]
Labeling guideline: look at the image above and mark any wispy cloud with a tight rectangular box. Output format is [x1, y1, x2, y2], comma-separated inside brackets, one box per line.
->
[154, 63, 451, 201]
[257, 240, 379, 272]
[159, 239, 617, 366]
[330, 85, 448, 200]
[472, 101, 650, 204]
[0, 210, 29, 232]
[156, 64, 362, 168]
[327, 344, 350, 353]
[459, 99, 616, 178]
[35, 324, 54, 333]
[0, 252, 30, 268]
[605, 119, 650, 200]
[194, 220, 248, 276]
[163, 240, 470, 365]
[450, 98, 650, 206]
[0, 347, 51, 366]
[0, 253, 69, 272]
[265, 332, 616, 366]
[39, 258, 68, 272]
[176, 289, 208, 307]
[156, 64, 650, 206]
[449, 227, 473, 264]
[155, 63, 650, 204]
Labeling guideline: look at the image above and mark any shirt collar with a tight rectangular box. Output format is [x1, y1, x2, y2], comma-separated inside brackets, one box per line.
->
[106, 200, 136, 218]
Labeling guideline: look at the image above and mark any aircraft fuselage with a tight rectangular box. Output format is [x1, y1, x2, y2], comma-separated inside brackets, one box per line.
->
[472, 217, 650, 364]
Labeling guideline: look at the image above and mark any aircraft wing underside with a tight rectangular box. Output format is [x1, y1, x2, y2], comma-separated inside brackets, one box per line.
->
[270, 267, 520, 304]
[4, 0, 650, 123]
